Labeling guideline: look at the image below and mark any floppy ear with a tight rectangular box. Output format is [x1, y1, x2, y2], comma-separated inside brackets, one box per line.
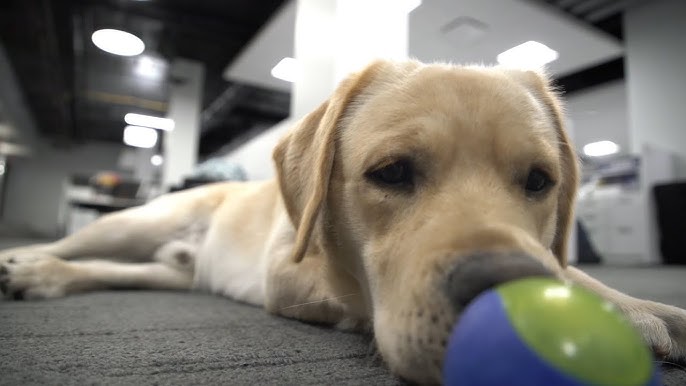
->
[510, 70, 580, 266]
[273, 61, 386, 263]
[547, 93, 579, 267]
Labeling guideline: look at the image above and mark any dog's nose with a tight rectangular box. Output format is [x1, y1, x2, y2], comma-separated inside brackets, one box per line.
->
[445, 251, 554, 311]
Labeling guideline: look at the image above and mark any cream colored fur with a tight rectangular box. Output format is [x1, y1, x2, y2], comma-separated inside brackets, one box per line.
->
[1, 60, 685, 384]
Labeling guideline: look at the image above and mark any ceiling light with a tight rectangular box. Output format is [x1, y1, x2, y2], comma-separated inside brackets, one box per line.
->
[0, 142, 30, 157]
[497, 41, 558, 69]
[150, 154, 164, 166]
[583, 140, 620, 157]
[271, 57, 299, 83]
[91, 29, 145, 56]
[124, 113, 175, 131]
[123, 125, 158, 148]
[136, 56, 165, 78]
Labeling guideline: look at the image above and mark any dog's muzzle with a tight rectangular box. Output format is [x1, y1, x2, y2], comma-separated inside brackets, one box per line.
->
[445, 251, 554, 311]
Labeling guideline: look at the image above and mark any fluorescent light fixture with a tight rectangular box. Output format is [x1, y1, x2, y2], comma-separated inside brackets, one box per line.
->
[271, 57, 299, 83]
[136, 56, 165, 78]
[124, 113, 175, 131]
[0, 142, 31, 157]
[150, 154, 164, 166]
[91, 29, 145, 56]
[123, 125, 158, 148]
[497, 41, 558, 69]
[403, 0, 422, 13]
[583, 140, 620, 157]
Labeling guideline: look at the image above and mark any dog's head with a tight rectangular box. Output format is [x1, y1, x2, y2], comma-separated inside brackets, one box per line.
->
[274, 60, 579, 383]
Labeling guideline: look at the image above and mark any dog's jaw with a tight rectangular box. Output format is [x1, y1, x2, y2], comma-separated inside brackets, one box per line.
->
[371, 281, 456, 384]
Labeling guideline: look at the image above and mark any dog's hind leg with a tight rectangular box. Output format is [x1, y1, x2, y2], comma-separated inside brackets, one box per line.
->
[0, 236, 198, 300]
[0, 256, 193, 300]
[0, 186, 225, 300]
[0, 187, 221, 263]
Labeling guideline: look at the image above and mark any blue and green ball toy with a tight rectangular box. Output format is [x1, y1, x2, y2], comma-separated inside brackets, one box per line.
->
[443, 277, 660, 386]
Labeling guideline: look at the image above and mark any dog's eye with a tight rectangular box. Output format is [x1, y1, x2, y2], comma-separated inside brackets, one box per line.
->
[367, 159, 414, 189]
[524, 168, 553, 195]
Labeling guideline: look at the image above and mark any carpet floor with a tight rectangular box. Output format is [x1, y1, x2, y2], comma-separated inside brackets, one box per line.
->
[0, 291, 396, 385]
[0, 258, 685, 385]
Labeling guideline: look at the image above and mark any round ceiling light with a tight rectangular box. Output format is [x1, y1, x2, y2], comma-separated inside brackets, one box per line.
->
[91, 29, 145, 56]
[583, 140, 620, 157]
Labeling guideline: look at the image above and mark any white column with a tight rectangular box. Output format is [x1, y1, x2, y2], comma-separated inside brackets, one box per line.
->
[332, 0, 410, 83]
[624, 0, 686, 178]
[225, 0, 412, 180]
[623, 0, 685, 264]
[291, 0, 411, 119]
[290, 0, 337, 119]
[163, 58, 205, 188]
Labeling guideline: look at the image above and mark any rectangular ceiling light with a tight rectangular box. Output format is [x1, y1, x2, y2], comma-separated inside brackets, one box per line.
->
[124, 113, 175, 131]
[271, 57, 299, 83]
[123, 125, 158, 148]
[497, 41, 558, 69]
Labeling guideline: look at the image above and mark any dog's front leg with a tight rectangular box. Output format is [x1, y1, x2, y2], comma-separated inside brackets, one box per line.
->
[264, 252, 352, 326]
[565, 266, 686, 363]
[262, 216, 366, 329]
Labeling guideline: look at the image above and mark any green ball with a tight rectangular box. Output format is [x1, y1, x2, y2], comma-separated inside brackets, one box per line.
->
[496, 278, 655, 385]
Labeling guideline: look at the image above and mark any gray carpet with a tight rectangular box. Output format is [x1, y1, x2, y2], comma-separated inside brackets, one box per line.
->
[0, 291, 396, 385]
[0, 263, 685, 385]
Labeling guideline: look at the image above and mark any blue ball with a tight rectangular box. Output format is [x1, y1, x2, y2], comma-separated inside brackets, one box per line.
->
[442, 278, 661, 386]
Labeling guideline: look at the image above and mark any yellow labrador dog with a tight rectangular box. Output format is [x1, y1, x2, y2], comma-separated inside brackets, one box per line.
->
[1, 60, 685, 384]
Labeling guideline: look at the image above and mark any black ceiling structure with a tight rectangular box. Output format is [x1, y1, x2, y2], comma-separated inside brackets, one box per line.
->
[1, 0, 651, 159]
[533, 0, 650, 95]
[0, 0, 289, 158]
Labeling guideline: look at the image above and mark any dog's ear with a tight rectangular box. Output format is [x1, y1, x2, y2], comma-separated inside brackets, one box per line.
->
[273, 61, 387, 263]
[509, 70, 580, 266]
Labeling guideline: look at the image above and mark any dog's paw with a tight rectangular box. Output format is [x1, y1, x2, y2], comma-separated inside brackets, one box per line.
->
[0, 253, 73, 300]
[0, 245, 48, 263]
[623, 300, 686, 362]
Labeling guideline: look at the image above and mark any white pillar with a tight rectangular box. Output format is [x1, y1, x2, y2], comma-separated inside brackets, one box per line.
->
[225, 0, 412, 180]
[163, 58, 205, 188]
[291, 0, 410, 119]
[332, 0, 410, 82]
[291, 0, 336, 119]
[624, 0, 686, 178]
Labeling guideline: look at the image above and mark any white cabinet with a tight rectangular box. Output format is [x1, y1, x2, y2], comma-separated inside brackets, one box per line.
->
[577, 190, 652, 265]
[577, 197, 610, 253]
[576, 145, 676, 265]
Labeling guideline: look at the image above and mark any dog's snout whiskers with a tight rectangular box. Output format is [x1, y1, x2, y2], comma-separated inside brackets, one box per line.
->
[279, 293, 359, 311]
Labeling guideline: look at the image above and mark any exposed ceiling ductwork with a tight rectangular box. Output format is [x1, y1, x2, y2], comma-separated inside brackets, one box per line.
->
[0, 0, 289, 157]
